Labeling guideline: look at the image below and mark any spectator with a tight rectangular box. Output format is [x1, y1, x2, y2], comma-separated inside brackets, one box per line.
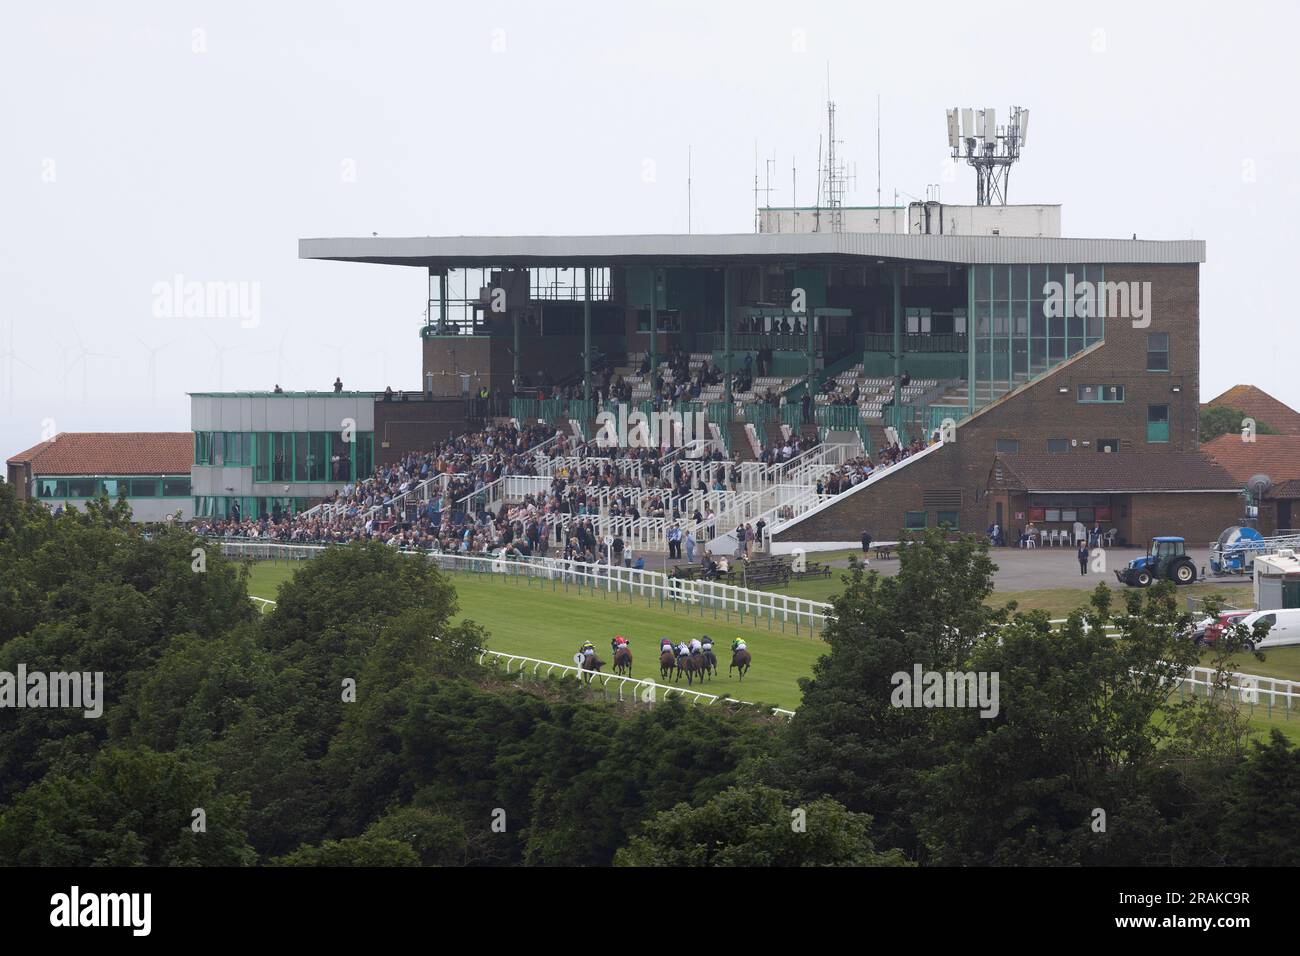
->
[333, 377, 343, 393]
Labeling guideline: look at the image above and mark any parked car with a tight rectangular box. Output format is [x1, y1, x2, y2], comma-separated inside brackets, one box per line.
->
[1194, 610, 1251, 646]
[1234, 608, 1300, 651]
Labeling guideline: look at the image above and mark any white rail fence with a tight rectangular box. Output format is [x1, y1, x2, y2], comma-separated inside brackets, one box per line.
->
[479, 649, 795, 717]
[215, 540, 832, 633]
[234, 543, 1293, 722]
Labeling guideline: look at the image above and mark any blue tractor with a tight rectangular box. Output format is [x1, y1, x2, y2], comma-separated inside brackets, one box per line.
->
[1115, 536, 1198, 587]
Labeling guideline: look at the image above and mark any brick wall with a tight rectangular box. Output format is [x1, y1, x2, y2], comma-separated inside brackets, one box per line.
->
[774, 262, 1209, 543]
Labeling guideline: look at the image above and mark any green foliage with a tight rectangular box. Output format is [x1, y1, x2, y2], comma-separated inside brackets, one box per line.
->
[0, 747, 256, 866]
[270, 836, 420, 867]
[0, 482, 1289, 867]
[1218, 730, 1300, 865]
[615, 785, 911, 867]
[771, 532, 1269, 866]
[1199, 404, 1277, 443]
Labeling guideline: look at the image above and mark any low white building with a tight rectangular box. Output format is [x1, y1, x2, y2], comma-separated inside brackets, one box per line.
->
[5, 432, 194, 522]
[1254, 549, 1300, 611]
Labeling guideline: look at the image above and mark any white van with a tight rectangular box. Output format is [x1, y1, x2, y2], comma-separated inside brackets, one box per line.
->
[1236, 608, 1300, 650]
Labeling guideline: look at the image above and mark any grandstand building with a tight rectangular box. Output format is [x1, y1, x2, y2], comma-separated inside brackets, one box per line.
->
[298, 218, 1241, 547]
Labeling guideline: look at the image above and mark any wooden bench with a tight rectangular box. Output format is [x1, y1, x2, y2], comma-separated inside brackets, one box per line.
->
[671, 562, 736, 584]
[793, 560, 833, 580]
[871, 540, 901, 559]
[737, 556, 792, 587]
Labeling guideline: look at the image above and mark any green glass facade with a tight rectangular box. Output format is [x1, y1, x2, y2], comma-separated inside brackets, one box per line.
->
[970, 264, 1105, 399]
[194, 430, 374, 484]
[35, 475, 191, 500]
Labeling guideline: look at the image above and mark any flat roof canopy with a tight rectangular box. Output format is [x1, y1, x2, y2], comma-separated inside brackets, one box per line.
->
[299, 233, 1206, 270]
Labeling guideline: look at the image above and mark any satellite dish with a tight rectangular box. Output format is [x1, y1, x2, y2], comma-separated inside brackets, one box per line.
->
[1247, 474, 1273, 498]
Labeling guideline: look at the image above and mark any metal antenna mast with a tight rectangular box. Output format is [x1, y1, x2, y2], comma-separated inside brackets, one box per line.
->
[821, 99, 855, 231]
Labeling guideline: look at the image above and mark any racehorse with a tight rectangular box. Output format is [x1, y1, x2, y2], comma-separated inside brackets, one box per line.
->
[660, 648, 676, 681]
[730, 648, 751, 681]
[613, 646, 633, 676]
[702, 645, 718, 678]
[679, 651, 708, 686]
[581, 654, 605, 683]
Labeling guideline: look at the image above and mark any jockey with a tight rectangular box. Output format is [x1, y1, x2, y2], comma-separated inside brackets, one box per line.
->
[580, 640, 596, 659]
[611, 634, 629, 653]
[700, 635, 714, 653]
[660, 637, 673, 654]
[676, 640, 691, 658]
[689, 636, 703, 655]
[731, 637, 747, 653]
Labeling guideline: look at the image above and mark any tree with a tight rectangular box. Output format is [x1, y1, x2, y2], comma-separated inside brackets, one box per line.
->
[0, 747, 255, 866]
[1218, 730, 1300, 866]
[614, 785, 910, 867]
[270, 836, 419, 867]
[772, 530, 1004, 856]
[1199, 404, 1277, 443]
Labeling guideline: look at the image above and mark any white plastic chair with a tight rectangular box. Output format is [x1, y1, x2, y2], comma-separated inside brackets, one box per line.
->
[1039, 529, 1049, 547]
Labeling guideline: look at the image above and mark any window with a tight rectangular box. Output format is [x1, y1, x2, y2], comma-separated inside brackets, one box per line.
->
[936, 510, 960, 529]
[194, 431, 212, 465]
[37, 478, 66, 498]
[1097, 438, 1119, 453]
[129, 478, 160, 497]
[65, 478, 99, 498]
[1147, 404, 1170, 443]
[102, 479, 121, 498]
[1146, 332, 1169, 371]
[995, 439, 1020, 454]
[1077, 384, 1124, 403]
[1046, 438, 1069, 454]
[904, 511, 928, 530]
[163, 477, 191, 497]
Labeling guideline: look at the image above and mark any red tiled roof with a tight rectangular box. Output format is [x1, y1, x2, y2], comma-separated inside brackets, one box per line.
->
[1203, 385, 1300, 436]
[1201, 434, 1300, 485]
[5, 433, 193, 475]
[1271, 479, 1300, 499]
[992, 452, 1240, 493]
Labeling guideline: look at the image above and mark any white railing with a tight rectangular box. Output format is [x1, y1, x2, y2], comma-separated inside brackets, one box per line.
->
[478, 649, 794, 716]
[214, 539, 831, 631]
[1175, 665, 1300, 712]
[225, 539, 1294, 723]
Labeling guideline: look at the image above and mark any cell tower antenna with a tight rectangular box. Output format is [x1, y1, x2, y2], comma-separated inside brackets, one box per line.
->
[947, 105, 1029, 205]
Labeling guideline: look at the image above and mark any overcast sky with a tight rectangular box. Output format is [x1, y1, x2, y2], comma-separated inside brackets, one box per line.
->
[2, 0, 1296, 458]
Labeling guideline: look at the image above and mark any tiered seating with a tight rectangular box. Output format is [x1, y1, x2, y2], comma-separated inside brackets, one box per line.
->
[815, 367, 942, 421]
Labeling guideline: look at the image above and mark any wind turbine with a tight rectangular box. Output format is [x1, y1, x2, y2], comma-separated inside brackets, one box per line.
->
[204, 331, 239, 391]
[64, 327, 117, 405]
[253, 326, 294, 385]
[0, 322, 38, 415]
[135, 335, 179, 406]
